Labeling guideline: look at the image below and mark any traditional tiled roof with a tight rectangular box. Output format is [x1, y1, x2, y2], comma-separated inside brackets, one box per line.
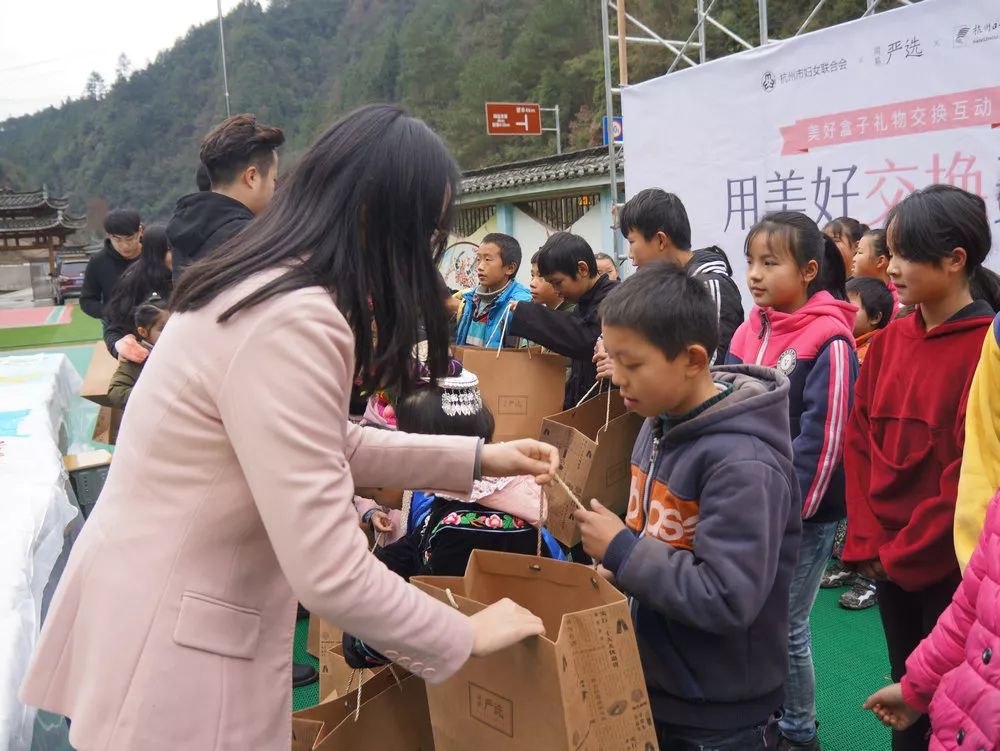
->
[461, 146, 623, 196]
[0, 187, 71, 213]
[0, 210, 86, 234]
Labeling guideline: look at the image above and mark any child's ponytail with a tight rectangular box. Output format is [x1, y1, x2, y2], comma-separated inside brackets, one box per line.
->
[746, 211, 848, 302]
[970, 267, 1000, 313]
[819, 234, 848, 301]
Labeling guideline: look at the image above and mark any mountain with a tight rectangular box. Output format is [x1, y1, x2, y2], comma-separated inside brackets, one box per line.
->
[0, 0, 878, 220]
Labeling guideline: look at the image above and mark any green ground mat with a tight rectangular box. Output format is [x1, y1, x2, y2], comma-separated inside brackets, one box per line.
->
[0, 303, 103, 351]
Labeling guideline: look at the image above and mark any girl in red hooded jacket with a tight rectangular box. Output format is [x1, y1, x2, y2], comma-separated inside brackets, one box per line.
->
[843, 185, 1000, 751]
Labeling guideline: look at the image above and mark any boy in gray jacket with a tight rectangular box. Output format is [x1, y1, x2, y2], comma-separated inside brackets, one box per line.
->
[576, 262, 801, 750]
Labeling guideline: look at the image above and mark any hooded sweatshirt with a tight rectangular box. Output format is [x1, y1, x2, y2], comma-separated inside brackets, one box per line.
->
[843, 302, 995, 591]
[166, 192, 255, 281]
[685, 246, 745, 364]
[727, 291, 859, 524]
[602, 366, 801, 730]
[79, 240, 136, 321]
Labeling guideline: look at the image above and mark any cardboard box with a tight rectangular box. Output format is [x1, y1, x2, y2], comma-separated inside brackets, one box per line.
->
[79, 346, 119, 407]
[539, 390, 644, 546]
[412, 551, 657, 751]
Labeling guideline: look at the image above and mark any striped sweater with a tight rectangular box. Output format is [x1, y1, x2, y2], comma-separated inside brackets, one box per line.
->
[727, 292, 859, 523]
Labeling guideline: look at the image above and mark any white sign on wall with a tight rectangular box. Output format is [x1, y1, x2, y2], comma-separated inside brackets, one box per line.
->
[622, 0, 1000, 307]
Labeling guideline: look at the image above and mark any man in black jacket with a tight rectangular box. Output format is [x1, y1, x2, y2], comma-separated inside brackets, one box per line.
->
[167, 114, 284, 281]
[506, 232, 618, 408]
[80, 208, 143, 329]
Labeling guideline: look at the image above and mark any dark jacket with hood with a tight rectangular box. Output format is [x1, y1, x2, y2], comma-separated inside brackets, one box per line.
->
[603, 365, 801, 730]
[166, 192, 254, 282]
[685, 246, 744, 364]
[79, 240, 136, 321]
[506, 273, 618, 408]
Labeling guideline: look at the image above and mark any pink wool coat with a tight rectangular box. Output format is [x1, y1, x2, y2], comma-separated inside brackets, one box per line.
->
[20, 275, 479, 750]
[902, 489, 1000, 749]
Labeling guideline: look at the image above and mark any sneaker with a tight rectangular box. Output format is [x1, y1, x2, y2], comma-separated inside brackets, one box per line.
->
[292, 661, 319, 687]
[839, 577, 878, 610]
[777, 732, 822, 750]
[820, 560, 853, 589]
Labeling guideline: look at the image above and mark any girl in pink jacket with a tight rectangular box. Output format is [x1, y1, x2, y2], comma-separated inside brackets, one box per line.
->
[865, 489, 1000, 748]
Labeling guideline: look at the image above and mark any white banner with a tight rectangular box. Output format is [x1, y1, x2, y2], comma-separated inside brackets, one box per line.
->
[622, 0, 1000, 306]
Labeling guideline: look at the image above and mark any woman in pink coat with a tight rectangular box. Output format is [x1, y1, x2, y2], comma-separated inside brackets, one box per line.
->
[19, 105, 556, 751]
[865, 489, 1000, 748]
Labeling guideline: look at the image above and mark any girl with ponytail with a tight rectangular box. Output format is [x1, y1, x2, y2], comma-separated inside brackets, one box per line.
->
[726, 211, 860, 749]
[842, 184, 997, 751]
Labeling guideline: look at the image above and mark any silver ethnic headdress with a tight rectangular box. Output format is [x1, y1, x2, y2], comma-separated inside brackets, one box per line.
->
[437, 370, 483, 417]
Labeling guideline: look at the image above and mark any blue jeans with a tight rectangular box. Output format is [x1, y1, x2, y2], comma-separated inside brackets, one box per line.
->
[779, 519, 838, 743]
[656, 713, 779, 750]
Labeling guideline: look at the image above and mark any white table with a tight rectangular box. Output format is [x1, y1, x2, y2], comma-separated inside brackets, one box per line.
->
[0, 354, 81, 751]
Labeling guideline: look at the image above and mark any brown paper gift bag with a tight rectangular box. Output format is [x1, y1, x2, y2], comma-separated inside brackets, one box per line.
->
[92, 405, 122, 445]
[79, 346, 119, 407]
[539, 387, 644, 546]
[451, 345, 566, 444]
[412, 550, 657, 751]
[292, 667, 435, 751]
[318, 621, 380, 702]
[306, 614, 322, 658]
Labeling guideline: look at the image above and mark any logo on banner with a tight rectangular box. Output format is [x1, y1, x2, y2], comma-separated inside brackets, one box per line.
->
[952, 20, 1000, 47]
[762, 72, 776, 92]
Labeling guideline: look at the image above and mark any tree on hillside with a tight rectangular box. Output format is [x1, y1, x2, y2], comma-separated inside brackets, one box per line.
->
[83, 72, 108, 100]
[115, 54, 133, 84]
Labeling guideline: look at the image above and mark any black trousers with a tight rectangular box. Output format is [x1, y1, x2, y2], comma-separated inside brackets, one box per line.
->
[876, 572, 962, 751]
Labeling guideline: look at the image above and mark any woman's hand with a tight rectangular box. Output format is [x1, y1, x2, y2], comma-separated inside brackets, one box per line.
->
[863, 683, 922, 731]
[469, 598, 545, 657]
[481, 439, 559, 484]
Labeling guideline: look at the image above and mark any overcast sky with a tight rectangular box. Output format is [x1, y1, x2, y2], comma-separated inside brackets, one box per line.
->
[0, 0, 256, 121]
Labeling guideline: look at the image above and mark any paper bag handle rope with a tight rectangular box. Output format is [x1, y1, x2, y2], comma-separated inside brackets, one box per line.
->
[486, 304, 530, 358]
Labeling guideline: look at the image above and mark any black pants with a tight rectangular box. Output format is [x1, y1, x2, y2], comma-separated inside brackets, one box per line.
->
[876, 572, 962, 751]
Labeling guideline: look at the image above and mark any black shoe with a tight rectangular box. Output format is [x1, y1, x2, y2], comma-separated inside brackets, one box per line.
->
[296, 602, 310, 621]
[293, 661, 318, 688]
[777, 732, 822, 751]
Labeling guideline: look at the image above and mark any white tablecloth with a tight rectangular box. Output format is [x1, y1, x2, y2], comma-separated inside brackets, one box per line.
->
[0, 354, 82, 751]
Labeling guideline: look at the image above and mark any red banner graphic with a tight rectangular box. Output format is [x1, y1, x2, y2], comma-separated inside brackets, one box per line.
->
[780, 86, 1000, 155]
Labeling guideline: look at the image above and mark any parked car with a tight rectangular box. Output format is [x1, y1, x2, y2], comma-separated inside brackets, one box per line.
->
[54, 256, 89, 305]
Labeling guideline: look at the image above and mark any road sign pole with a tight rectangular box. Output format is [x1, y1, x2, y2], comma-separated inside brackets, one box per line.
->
[540, 105, 562, 156]
[553, 104, 561, 155]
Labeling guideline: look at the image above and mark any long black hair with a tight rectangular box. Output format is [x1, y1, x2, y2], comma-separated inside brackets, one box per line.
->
[886, 184, 1000, 312]
[746, 211, 847, 300]
[396, 388, 496, 442]
[105, 224, 173, 332]
[171, 104, 460, 394]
